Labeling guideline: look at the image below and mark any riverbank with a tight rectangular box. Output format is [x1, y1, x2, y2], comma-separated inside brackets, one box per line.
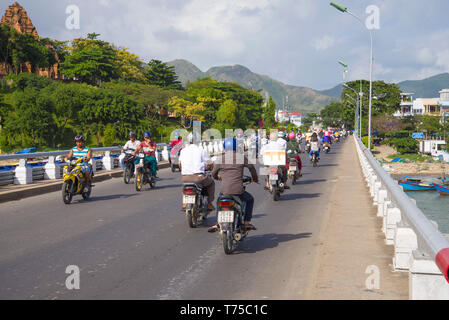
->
[373, 145, 449, 176]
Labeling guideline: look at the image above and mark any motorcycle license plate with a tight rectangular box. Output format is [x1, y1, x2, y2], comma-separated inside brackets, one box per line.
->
[289, 166, 296, 171]
[183, 195, 196, 204]
[269, 174, 278, 180]
[218, 211, 234, 223]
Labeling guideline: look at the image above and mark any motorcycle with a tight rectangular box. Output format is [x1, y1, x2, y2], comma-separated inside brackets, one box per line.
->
[265, 165, 284, 201]
[217, 176, 252, 255]
[182, 168, 212, 228]
[311, 151, 319, 167]
[287, 156, 299, 185]
[135, 153, 157, 191]
[306, 141, 311, 153]
[123, 149, 136, 184]
[323, 143, 331, 154]
[62, 157, 92, 204]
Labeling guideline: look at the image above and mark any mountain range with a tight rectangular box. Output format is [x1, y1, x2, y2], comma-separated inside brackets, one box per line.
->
[167, 59, 449, 113]
[167, 59, 336, 114]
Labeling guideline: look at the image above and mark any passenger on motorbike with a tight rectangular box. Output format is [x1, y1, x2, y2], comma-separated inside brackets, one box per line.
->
[66, 135, 93, 192]
[309, 132, 321, 160]
[120, 132, 140, 171]
[260, 131, 290, 189]
[286, 132, 303, 176]
[132, 131, 158, 179]
[170, 132, 183, 147]
[179, 132, 216, 211]
[208, 138, 259, 233]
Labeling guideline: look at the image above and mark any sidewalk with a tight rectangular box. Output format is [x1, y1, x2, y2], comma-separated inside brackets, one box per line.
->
[305, 139, 409, 299]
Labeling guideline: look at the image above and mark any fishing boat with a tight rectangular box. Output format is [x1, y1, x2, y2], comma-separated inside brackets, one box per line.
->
[398, 180, 435, 191]
[404, 176, 422, 183]
[434, 184, 449, 196]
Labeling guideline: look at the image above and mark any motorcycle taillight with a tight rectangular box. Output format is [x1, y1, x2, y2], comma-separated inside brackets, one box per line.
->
[218, 200, 234, 207]
[183, 187, 197, 195]
[270, 168, 278, 174]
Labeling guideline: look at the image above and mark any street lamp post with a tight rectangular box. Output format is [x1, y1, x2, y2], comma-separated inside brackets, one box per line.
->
[331, 1, 374, 150]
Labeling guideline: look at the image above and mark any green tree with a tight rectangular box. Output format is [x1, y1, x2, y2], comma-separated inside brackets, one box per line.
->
[215, 99, 238, 131]
[114, 47, 146, 83]
[103, 123, 117, 146]
[145, 59, 183, 90]
[60, 35, 117, 85]
[263, 96, 276, 128]
[320, 102, 343, 127]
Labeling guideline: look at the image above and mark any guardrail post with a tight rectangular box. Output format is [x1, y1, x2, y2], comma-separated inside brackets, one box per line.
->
[373, 181, 382, 205]
[208, 142, 214, 154]
[161, 146, 169, 161]
[394, 222, 418, 271]
[102, 151, 114, 170]
[213, 141, 220, 154]
[377, 189, 388, 217]
[89, 158, 97, 174]
[44, 156, 60, 180]
[409, 250, 449, 300]
[382, 200, 392, 235]
[386, 207, 402, 245]
[14, 159, 32, 185]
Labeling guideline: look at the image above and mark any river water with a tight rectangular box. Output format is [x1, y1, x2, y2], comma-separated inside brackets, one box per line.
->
[393, 175, 449, 234]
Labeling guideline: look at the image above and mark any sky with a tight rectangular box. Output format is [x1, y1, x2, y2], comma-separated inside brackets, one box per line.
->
[3, 0, 449, 90]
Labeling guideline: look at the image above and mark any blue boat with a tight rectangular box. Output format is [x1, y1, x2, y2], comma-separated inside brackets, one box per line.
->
[434, 184, 449, 196]
[398, 180, 435, 191]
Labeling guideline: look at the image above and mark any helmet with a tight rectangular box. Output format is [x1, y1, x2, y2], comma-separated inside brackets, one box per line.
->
[223, 138, 237, 151]
[174, 130, 180, 139]
[75, 135, 85, 142]
[129, 132, 136, 138]
[288, 132, 296, 140]
[143, 131, 151, 139]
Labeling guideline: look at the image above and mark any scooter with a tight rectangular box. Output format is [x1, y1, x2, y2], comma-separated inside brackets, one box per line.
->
[123, 149, 136, 184]
[135, 153, 157, 191]
[287, 157, 299, 185]
[217, 176, 253, 254]
[265, 165, 285, 201]
[62, 157, 92, 204]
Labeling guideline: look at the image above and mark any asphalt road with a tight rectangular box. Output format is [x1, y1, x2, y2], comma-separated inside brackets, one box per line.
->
[0, 140, 346, 300]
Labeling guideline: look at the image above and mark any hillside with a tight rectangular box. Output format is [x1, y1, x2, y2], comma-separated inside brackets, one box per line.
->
[167, 59, 337, 114]
[398, 73, 449, 98]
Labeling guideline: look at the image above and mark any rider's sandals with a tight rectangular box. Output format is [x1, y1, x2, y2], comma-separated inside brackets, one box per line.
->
[208, 225, 219, 233]
[244, 224, 257, 231]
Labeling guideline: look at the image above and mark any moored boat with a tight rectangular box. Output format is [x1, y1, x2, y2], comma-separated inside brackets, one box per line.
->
[434, 184, 449, 196]
[398, 180, 435, 191]
[404, 176, 422, 183]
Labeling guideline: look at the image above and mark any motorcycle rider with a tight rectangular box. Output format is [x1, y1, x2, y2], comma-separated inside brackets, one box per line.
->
[309, 132, 321, 161]
[170, 132, 183, 147]
[179, 132, 216, 211]
[66, 135, 93, 192]
[208, 138, 259, 233]
[120, 132, 140, 171]
[132, 131, 159, 179]
[260, 131, 289, 189]
[286, 132, 302, 177]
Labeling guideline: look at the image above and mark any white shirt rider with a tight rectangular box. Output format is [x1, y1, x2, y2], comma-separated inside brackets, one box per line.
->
[179, 144, 210, 175]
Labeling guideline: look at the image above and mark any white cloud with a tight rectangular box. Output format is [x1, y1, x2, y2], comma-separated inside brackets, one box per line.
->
[311, 35, 336, 51]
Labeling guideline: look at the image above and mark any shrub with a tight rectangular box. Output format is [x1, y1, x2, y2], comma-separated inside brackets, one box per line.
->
[383, 137, 417, 154]
[362, 136, 374, 150]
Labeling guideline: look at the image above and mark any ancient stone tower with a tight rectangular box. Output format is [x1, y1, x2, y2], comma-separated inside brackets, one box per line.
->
[0, 2, 60, 79]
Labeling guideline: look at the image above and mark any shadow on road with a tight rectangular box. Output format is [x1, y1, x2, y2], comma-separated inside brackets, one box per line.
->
[154, 184, 183, 190]
[297, 179, 327, 185]
[281, 193, 321, 201]
[81, 193, 138, 202]
[237, 232, 313, 253]
[317, 164, 338, 167]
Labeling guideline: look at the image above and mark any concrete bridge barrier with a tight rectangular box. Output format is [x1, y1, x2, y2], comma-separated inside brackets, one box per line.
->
[353, 135, 449, 299]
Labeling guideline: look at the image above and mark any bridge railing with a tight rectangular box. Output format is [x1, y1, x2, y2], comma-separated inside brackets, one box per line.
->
[0, 140, 224, 186]
[353, 135, 449, 299]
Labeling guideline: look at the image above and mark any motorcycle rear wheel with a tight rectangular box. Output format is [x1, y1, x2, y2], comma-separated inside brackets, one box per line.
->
[124, 166, 132, 184]
[273, 187, 280, 201]
[222, 227, 234, 255]
[187, 208, 198, 228]
[62, 181, 73, 205]
[82, 181, 92, 200]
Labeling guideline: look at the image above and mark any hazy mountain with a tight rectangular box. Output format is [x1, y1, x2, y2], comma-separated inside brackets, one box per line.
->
[398, 73, 449, 98]
[167, 59, 337, 114]
[319, 84, 343, 98]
